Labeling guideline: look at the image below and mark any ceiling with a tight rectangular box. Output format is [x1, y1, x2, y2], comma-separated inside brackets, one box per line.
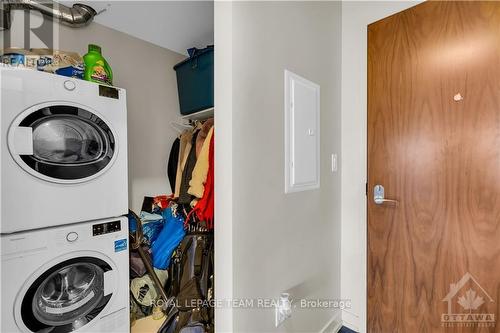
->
[62, 1, 214, 55]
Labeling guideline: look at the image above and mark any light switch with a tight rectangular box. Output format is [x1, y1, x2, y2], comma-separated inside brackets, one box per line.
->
[331, 153, 338, 172]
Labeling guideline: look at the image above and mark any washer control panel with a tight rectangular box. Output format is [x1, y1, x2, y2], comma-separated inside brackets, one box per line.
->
[92, 220, 121, 236]
[99, 85, 119, 99]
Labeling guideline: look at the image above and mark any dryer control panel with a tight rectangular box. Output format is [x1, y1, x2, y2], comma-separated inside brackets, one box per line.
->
[92, 220, 121, 236]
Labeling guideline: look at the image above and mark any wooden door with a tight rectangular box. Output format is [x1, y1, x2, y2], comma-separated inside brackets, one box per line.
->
[368, 2, 500, 332]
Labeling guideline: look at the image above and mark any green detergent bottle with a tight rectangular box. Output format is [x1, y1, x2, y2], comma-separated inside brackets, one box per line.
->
[83, 44, 113, 85]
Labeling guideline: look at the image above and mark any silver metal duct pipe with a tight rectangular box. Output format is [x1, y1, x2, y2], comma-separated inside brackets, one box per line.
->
[1, 1, 97, 30]
[1, 5, 11, 30]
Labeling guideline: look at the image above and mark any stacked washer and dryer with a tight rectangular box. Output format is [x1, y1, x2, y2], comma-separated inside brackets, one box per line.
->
[1, 67, 130, 333]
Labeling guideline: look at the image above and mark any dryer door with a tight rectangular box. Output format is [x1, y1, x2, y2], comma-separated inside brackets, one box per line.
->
[19, 257, 114, 333]
[8, 103, 116, 183]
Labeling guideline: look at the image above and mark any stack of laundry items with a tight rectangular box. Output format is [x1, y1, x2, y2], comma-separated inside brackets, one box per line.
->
[128, 196, 185, 321]
[1, 48, 85, 78]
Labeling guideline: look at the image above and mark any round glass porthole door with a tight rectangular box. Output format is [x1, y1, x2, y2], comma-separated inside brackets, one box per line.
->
[20, 257, 112, 333]
[10, 104, 115, 182]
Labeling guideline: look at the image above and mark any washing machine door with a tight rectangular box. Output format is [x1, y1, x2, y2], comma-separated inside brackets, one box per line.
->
[8, 103, 116, 183]
[19, 257, 114, 333]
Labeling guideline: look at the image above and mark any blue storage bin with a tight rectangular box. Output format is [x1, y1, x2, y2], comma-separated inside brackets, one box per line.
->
[173, 46, 214, 115]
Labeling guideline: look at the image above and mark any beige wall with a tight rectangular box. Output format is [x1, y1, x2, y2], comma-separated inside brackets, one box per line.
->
[2, 10, 186, 213]
[217, 2, 342, 332]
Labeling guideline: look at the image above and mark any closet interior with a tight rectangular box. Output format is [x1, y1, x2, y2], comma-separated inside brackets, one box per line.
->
[129, 47, 215, 332]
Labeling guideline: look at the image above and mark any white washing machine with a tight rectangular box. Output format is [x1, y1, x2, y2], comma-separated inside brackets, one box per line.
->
[1, 216, 129, 333]
[0, 67, 128, 233]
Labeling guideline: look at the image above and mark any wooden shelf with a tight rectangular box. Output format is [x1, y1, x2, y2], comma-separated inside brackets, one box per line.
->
[180, 107, 214, 121]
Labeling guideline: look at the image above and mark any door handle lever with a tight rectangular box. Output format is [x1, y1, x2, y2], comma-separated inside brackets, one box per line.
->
[373, 184, 398, 205]
[375, 198, 399, 205]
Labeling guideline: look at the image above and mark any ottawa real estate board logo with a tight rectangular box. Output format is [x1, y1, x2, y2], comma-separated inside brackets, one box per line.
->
[442, 272, 495, 328]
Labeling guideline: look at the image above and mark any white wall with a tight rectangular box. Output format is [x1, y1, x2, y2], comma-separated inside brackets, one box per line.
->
[214, 1, 234, 332]
[2, 10, 186, 213]
[217, 2, 343, 332]
[340, 2, 422, 332]
[74, 1, 215, 55]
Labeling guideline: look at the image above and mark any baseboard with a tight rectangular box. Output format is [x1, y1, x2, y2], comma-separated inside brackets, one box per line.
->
[341, 309, 360, 332]
[319, 310, 343, 333]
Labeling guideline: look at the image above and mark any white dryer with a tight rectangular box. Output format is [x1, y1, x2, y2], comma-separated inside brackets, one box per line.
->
[1, 67, 128, 233]
[1, 216, 129, 333]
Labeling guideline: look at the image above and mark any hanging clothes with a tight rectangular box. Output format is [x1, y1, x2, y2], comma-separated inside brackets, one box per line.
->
[195, 118, 214, 157]
[188, 126, 213, 199]
[178, 131, 199, 205]
[186, 133, 214, 229]
[167, 138, 180, 193]
[174, 130, 193, 198]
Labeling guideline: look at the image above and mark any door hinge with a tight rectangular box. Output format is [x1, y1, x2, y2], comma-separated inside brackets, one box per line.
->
[366, 182, 368, 196]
